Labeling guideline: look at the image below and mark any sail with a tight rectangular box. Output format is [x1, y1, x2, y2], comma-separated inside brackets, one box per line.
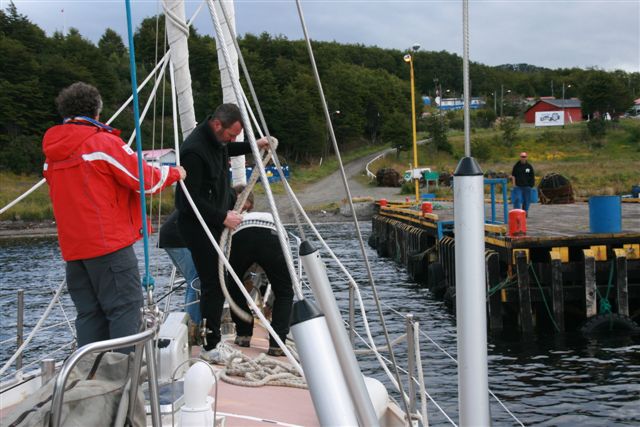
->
[208, 0, 247, 186]
[163, 0, 197, 139]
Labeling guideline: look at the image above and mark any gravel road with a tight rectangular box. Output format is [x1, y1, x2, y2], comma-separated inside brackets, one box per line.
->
[253, 148, 404, 223]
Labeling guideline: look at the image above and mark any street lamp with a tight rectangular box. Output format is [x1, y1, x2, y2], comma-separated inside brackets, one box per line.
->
[500, 85, 511, 117]
[403, 43, 420, 202]
[562, 83, 571, 126]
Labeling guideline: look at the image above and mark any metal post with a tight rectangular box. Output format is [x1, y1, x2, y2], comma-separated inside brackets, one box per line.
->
[500, 84, 504, 117]
[127, 342, 145, 422]
[16, 289, 24, 371]
[40, 359, 55, 385]
[406, 314, 417, 420]
[453, 157, 490, 426]
[145, 339, 162, 427]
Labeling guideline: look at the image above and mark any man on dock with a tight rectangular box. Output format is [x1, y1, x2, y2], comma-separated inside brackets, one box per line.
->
[511, 152, 535, 217]
[42, 82, 186, 348]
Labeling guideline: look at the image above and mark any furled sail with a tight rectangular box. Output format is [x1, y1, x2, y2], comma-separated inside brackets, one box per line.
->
[163, 0, 197, 138]
[208, 0, 247, 186]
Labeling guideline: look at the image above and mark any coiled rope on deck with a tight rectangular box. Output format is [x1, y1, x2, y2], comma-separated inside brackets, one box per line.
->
[220, 353, 307, 389]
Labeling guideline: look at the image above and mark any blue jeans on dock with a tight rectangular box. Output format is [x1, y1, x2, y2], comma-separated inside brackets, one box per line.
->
[164, 247, 201, 324]
[512, 186, 532, 214]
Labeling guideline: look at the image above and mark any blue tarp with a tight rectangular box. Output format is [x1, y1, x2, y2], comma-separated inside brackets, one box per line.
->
[228, 165, 290, 183]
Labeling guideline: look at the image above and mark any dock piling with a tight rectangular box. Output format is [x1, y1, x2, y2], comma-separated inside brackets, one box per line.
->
[486, 251, 503, 331]
[583, 249, 597, 318]
[515, 251, 533, 333]
[550, 255, 565, 332]
[614, 249, 629, 317]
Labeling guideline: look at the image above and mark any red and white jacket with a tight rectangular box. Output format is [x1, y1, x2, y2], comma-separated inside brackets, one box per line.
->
[43, 120, 181, 261]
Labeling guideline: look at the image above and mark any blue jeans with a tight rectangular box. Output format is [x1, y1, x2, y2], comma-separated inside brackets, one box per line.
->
[512, 186, 532, 213]
[164, 247, 201, 324]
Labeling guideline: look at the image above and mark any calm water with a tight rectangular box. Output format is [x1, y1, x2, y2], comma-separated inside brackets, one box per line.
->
[1, 223, 639, 426]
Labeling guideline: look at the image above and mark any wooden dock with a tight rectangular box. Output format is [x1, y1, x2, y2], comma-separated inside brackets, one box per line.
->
[369, 199, 640, 335]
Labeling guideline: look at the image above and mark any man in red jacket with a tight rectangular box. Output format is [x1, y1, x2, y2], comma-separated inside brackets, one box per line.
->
[43, 82, 186, 348]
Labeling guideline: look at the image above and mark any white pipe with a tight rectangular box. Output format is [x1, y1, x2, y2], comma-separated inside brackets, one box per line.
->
[290, 300, 358, 426]
[453, 158, 490, 425]
[299, 241, 379, 427]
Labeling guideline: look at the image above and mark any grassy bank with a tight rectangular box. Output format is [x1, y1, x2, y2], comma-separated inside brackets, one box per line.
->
[371, 119, 640, 198]
[1, 142, 389, 221]
[0, 174, 176, 221]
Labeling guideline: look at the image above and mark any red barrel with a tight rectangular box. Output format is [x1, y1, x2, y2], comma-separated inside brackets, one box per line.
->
[421, 202, 433, 215]
[379, 199, 388, 207]
[508, 209, 527, 237]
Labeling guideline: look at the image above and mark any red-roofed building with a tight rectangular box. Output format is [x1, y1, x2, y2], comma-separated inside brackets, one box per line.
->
[142, 148, 176, 166]
[524, 98, 582, 124]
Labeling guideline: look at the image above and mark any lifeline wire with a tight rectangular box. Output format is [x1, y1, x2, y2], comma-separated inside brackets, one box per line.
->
[294, 0, 411, 420]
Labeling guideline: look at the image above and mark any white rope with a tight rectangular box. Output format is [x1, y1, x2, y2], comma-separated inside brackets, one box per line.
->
[216, 411, 303, 427]
[0, 279, 67, 376]
[45, 265, 76, 339]
[126, 60, 169, 146]
[220, 353, 306, 389]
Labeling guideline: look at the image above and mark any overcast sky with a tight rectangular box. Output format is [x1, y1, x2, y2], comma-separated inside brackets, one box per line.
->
[7, 0, 640, 72]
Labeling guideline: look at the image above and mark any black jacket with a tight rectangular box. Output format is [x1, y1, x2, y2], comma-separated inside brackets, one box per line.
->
[511, 161, 535, 187]
[175, 117, 252, 232]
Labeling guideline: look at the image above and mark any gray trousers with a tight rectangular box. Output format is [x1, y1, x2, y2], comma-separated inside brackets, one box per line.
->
[66, 245, 143, 348]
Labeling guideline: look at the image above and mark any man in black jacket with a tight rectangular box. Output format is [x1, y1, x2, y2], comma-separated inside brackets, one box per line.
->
[175, 103, 270, 362]
[510, 151, 535, 216]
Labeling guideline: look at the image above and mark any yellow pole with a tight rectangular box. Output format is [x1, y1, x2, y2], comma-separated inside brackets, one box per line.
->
[409, 55, 419, 203]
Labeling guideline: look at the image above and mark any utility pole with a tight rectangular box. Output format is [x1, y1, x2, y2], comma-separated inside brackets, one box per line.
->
[500, 84, 504, 117]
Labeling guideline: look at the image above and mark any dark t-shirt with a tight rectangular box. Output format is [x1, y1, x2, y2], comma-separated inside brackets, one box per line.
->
[512, 161, 535, 187]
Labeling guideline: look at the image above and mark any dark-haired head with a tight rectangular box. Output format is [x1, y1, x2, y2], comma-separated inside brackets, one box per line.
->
[55, 82, 103, 120]
[212, 103, 242, 128]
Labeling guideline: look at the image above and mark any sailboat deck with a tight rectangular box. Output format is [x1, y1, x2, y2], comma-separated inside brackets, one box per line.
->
[212, 327, 318, 427]
[185, 324, 319, 427]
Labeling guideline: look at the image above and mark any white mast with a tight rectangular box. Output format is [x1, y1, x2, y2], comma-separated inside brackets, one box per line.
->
[208, 0, 247, 186]
[454, 0, 490, 425]
[163, 0, 197, 138]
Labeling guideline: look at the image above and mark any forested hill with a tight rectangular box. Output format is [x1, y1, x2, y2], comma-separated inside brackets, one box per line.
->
[1, 3, 639, 174]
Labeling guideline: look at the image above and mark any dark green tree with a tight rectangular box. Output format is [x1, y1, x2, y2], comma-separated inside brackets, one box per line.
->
[424, 115, 451, 154]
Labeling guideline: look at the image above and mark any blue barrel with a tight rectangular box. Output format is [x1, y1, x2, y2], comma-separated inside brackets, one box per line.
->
[589, 196, 622, 233]
[530, 187, 538, 203]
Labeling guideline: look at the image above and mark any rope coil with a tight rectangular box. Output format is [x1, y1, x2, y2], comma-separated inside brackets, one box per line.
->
[220, 353, 307, 389]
